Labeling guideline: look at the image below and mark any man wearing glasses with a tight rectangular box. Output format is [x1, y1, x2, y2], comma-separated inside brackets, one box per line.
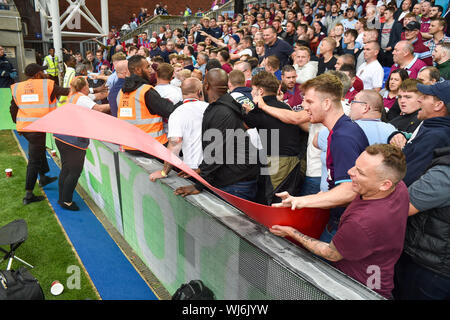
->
[348, 90, 396, 145]
[314, 90, 396, 193]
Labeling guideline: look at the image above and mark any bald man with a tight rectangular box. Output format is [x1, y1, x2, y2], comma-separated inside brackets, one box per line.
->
[108, 60, 129, 117]
[391, 40, 427, 79]
[150, 77, 209, 181]
[174, 68, 260, 200]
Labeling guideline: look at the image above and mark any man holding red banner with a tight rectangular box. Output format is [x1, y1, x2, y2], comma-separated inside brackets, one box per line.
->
[270, 144, 410, 299]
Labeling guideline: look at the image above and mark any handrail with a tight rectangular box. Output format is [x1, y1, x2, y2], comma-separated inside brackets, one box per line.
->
[0, 0, 17, 11]
[119, 0, 234, 42]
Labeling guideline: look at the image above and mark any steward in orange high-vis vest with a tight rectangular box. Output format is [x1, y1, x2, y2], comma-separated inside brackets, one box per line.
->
[11, 78, 57, 132]
[117, 84, 167, 146]
[116, 55, 175, 157]
[10, 63, 70, 205]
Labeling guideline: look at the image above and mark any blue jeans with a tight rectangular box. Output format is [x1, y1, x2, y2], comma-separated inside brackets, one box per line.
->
[299, 176, 321, 196]
[219, 180, 257, 202]
[319, 208, 342, 243]
[393, 252, 450, 300]
[319, 224, 337, 244]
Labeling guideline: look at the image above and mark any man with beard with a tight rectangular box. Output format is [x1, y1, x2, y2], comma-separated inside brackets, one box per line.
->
[174, 68, 260, 201]
[160, 40, 176, 63]
[392, 80, 450, 300]
[117, 55, 175, 157]
[281, 65, 303, 111]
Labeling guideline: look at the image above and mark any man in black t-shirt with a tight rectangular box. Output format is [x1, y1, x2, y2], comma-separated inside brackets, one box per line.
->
[318, 37, 337, 75]
[245, 71, 307, 204]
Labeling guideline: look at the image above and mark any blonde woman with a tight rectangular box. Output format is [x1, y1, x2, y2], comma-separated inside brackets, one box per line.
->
[54, 77, 110, 210]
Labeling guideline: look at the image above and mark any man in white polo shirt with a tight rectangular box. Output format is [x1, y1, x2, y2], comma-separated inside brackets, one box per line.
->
[356, 41, 384, 92]
[149, 77, 208, 181]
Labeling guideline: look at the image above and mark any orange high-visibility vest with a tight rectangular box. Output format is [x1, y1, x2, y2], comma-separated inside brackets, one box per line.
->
[117, 84, 167, 149]
[66, 91, 83, 104]
[11, 79, 57, 132]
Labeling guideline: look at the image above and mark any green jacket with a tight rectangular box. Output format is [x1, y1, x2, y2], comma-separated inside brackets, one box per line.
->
[437, 59, 450, 80]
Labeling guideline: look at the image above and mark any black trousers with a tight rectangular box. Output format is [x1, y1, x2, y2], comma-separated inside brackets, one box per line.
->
[22, 132, 50, 191]
[55, 139, 86, 203]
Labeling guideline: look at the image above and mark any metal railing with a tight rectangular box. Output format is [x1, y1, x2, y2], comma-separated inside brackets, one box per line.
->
[0, 0, 17, 11]
[120, 0, 234, 42]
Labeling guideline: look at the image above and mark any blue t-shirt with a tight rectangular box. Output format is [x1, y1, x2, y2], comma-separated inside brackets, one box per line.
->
[108, 77, 125, 117]
[274, 69, 282, 81]
[318, 118, 394, 192]
[317, 128, 329, 192]
[326, 115, 370, 229]
[355, 119, 396, 145]
[326, 115, 369, 190]
[264, 38, 294, 68]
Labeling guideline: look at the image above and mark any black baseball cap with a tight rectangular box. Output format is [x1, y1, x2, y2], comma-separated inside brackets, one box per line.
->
[404, 21, 421, 31]
[24, 63, 48, 77]
[346, 7, 356, 12]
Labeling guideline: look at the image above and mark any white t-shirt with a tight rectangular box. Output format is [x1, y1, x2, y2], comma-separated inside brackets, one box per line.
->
[306, 123, 324, 178]
[168, 99, 209, 169]
[76, 95, 96, 110]
[238, 48, 253, 57]
[356, 59, 384, 90]
[155, 84, 183, 105]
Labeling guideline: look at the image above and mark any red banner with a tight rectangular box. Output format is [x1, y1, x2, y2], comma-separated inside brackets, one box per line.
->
[26, 105, 329, 239]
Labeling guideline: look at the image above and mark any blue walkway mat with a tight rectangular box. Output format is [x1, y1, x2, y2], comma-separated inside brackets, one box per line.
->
[14, 131, 158, 300]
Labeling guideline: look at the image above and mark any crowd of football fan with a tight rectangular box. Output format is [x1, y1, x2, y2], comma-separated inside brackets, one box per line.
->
[4, 0, 450, 300]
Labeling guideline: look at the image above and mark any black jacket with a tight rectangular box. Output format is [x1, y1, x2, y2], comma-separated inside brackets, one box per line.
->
[121, 74, 175, 118]
[404, 146, 450, 278]
[195, 93, 260, 190]
[388, 110, 421, 134]
[381, 20, 403, 50]
[0, 54, 15, 88]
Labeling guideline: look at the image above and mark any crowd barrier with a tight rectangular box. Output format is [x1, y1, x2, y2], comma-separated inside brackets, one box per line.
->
[48, 137, 384, 300]
[0, 89, 15, 130]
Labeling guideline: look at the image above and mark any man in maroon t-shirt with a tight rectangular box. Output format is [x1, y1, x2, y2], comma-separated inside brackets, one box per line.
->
[270, 144, 409, 299]
[281, 65, 303, 111]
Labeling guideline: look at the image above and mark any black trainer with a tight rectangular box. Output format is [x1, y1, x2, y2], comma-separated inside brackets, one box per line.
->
[58, 201, 80, 211]
[23, 194, 45, 205]
[39, 176, 57, 187]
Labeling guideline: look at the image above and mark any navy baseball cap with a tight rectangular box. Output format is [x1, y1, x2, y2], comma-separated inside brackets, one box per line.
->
[230, 34, 240, 44]
[417, 80, 450, 107]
